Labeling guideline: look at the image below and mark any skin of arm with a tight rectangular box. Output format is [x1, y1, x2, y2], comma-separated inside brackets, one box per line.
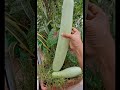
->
[62, 27, 83, 69]
[95, 34, 115, 90]
[85, 2, 115, 90]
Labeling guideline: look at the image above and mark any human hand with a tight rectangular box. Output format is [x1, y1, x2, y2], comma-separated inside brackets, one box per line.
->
[40, 81, 47, 90]
[62, 27, 83, 68]
[85, 2, 112, 55]
[62, 27, 83, 54]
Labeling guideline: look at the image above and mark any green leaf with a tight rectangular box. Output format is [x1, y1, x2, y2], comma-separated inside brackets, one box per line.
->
[19, 0, 35, 22]
[10, 0, 23, 14]
[27, 28, 35, 53]
[37, 0, 48, 18]
[66, 51, 78, 65]
[8, 42, 17, 59]
[47, 29, 58, 48]
[5, 15, 34, 57]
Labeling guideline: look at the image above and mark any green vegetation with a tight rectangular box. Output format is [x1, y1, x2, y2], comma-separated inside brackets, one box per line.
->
[5, 0, 115, 89]
[5, 0, 35, 89]
[37, 0, 83, 89]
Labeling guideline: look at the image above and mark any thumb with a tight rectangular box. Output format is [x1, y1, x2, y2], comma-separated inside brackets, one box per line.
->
[61, 33, 72, 39]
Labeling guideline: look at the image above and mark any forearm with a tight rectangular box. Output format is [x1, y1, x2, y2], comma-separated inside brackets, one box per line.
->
[75, 43, 83, 69]
[95, 35, 115, 90]
[96, 34, 115, 72]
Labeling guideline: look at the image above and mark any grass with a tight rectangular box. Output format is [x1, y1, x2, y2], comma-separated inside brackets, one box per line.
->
[37, 0, 83, 88]
[37, 53, 66, 89]
[85, 65, 105, 90]
[5, 0, 35, 89]
[37, 51, 82, 89]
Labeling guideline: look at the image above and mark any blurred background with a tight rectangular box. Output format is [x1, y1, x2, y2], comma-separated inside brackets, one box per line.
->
[5, 0, 36, 89]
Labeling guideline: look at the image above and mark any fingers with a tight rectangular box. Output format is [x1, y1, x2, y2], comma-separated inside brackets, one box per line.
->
[40, 81, 47, 90]
[62, 33, 72, 39]
[88, 2, 101, 15]
[86, 10, 95, 20]
[71, 30, 74, 34]
[62, 27, 80, 39]
[41, 85, 47, 90]
[72, 27, 78, 32]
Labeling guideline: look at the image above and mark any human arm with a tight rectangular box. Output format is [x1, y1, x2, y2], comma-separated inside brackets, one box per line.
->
[62, 27, 83, 69]
[85, 2, 115, 90]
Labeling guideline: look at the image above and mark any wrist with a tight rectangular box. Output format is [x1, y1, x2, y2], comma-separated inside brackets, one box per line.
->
[74, 41, 83, 54]
[74, 42, 83, 69]
[75, 46, 83, 59]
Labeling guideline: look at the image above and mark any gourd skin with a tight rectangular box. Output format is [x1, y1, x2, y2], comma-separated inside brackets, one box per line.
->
[52, 0, 74, 71]
[52, 67, 82, 78]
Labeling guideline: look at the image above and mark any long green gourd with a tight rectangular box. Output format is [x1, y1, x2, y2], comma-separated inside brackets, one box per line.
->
[52, 67, 82, 78]
[53, 0, 74, 71]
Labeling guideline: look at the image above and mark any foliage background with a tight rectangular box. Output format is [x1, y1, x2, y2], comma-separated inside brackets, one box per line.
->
[5, 0, 35, 89]
[37, 0, 83, 64]
[37, 0, 115, 89]
[4, 0, 115, 89]
[37, 0, 83, 89]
